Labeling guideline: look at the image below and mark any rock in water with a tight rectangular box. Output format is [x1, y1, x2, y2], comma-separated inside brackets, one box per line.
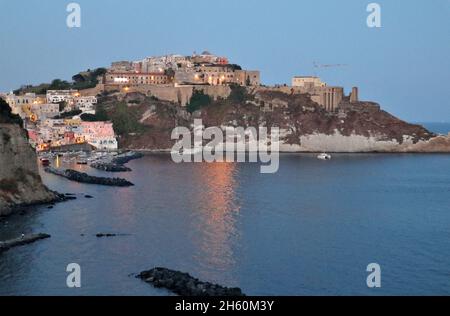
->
[90, 162, 131, 172]
[45, 167, 134, 187]
[137, 267, 245, 296]
[0, 233, 51, 253]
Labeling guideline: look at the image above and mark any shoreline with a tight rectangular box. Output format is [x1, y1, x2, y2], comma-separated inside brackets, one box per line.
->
[126, 149, 450, 155]
[0, 192, 73, 221]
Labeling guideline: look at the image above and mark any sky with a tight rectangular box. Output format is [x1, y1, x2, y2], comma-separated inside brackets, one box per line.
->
[0, 0, 449, 122]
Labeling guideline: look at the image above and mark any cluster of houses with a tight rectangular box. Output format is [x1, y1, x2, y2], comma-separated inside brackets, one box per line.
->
[104, 51, 260, 88]
[1, 90, 118, 151]
[0, 50, 361, 153]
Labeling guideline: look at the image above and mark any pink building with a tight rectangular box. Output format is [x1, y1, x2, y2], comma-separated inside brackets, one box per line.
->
[79, 122, 118, 151]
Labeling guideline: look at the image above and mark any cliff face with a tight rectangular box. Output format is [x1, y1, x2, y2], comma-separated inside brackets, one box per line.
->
[0, 123, 57, 216]
[98, 89, 449, 153]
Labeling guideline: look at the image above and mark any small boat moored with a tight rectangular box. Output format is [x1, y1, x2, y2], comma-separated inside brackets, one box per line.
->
[76, 159, 88, 165]
[40, 158, 50, 166]
[317, 153, 332, 160]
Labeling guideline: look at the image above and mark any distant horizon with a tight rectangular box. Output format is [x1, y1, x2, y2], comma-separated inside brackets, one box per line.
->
[1, 0, 449, 122]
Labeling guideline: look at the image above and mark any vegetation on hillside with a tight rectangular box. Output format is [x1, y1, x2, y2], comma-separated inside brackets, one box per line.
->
[108, 102, 146, 135]
[186, 90, 212, 113]
[53, 109, 82, 119]
[80, 104, 109, 122]
[14, 68, 107, 95]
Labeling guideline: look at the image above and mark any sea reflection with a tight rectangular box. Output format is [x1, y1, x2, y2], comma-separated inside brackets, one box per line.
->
[191, 162, 241, 283]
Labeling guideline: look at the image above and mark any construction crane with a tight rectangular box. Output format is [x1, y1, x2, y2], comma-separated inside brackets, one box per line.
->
[312, 61, 349, 77]
[313, 61, 348, 69]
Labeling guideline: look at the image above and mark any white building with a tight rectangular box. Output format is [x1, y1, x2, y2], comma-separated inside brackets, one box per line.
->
[46, 90, 78, 104]
[74, 96, 97, 114]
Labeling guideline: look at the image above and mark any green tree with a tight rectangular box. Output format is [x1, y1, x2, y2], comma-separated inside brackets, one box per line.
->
[187, 90, 212, 113]
[110, 102, 144, 135]
[228, 84, 247, 103]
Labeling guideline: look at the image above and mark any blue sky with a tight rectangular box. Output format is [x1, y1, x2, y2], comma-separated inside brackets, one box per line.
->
[0, 0, 449, 122]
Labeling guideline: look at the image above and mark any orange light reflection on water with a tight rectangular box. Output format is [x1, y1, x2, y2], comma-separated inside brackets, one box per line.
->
[191, 162, 241, 282]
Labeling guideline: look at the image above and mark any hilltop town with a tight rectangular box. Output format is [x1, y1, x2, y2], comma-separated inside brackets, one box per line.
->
[1, 51, 449, 153]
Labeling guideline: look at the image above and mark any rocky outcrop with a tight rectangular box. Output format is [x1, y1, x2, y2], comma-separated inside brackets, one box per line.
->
[0, 121, 58, 217]
[96, 90, 449, 153]
[0, 233, 51, 253]
[45, 167, 134, 187]
[138, 267, 245, 296]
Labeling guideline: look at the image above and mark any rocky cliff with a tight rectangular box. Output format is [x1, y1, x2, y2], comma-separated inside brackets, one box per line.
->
[0, 103, 58, 216]
[97, 88, 450, 153]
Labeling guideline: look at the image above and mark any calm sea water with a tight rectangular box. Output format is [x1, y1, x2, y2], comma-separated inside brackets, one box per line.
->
[419, 122, 450, 135]
[1, 153, 450, 296]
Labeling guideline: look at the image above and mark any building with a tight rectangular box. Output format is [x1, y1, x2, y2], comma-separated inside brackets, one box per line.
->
[77, 121, 118, 151]
[309, 87, 344, 112]
[290, 76, 344, 111]
[292, 76, 326, 88]
[46, 90, 79, 104]
[110, 61, 134, 72]
[105, 52, 261, 89]
[30, 103, 60, 120]
[104, 72, 171, 87]
[4, 92, 51, 119]
[74, 96, 97, 114]
[195, 64, 236, 85]
[235, 70, 261, 86]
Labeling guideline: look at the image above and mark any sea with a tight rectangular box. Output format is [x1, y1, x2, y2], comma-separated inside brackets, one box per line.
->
[0, 123, 450, 296]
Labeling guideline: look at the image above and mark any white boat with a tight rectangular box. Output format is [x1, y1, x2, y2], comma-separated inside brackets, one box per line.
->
[317, 153, 332, 160]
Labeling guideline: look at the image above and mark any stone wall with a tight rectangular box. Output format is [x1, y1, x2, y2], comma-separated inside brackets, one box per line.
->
[102, 84, 231, 106]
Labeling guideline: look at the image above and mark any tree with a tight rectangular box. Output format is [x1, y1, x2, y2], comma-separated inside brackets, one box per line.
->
[80, 104, 109, 122]
[186, 90, 212, 113]
[58, 101, 68, 112]
[110, 102, 144, 135]
[246, 76, 251, 86]
[228, 84, 247, 103]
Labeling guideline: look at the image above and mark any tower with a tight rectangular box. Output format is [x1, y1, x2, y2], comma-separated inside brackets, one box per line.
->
[350, 87, 359, 103]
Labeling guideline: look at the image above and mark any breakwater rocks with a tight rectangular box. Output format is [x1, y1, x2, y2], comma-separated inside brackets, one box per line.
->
[90, 151, 144, 172]
[45, 167, 134, 187]
[112, 152, 144, 165]
[0, 233, 51, 253]
[95, 233, 130, 238]
[90, 162, 131, 172]
[138, 267, 245, 296]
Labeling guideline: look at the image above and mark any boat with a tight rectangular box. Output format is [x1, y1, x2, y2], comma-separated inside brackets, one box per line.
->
[317, 153, 332, 160]
[76, 159, 88, 165]
[40, 158, 50, 166]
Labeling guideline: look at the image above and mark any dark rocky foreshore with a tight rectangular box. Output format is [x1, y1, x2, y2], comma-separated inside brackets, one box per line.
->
[138, 267, 245, 296]
[0, 233, 51, 253]
[45, 167, 134, 187]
